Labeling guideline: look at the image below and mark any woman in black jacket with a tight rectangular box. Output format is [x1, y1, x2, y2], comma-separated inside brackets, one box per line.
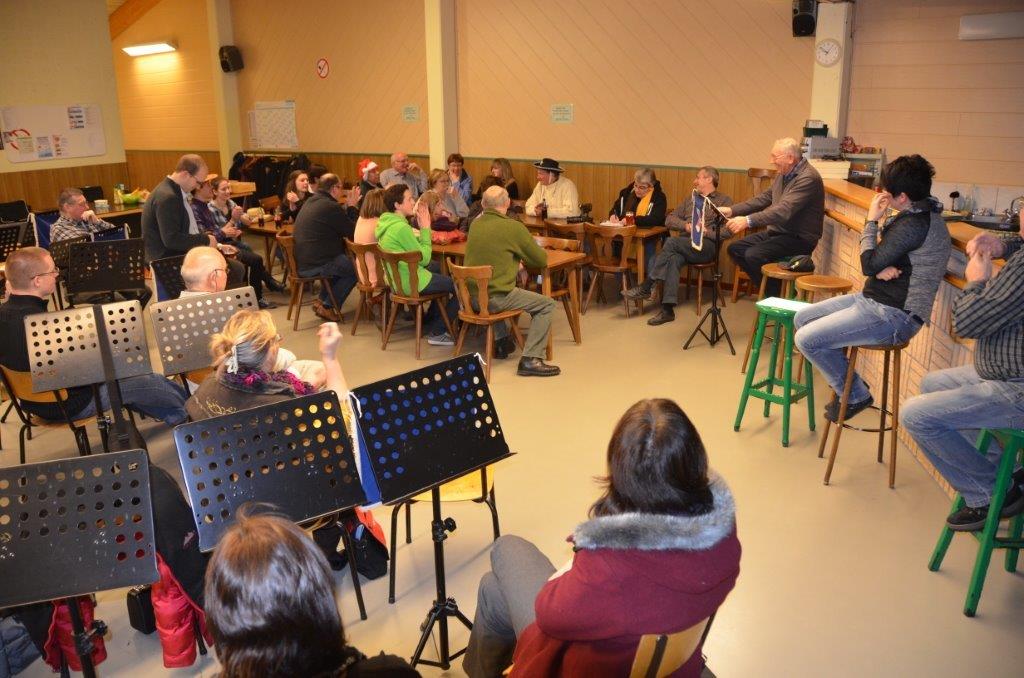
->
[608, 167, 668, 227]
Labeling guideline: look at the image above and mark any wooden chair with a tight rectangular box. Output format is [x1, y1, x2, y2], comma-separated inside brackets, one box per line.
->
[543, 222, 589, 301]
[584, 223, 638, 316]
[388, 466, 500, 604]
[731, 168, 778, 302]
[533, 235, 582, 337]
[0, 365, 101, 464]
[629, 616, 712, 678]
[258, 195, 281, 214]
[344, 239, 389, 337]
[276, 234, 343, 331]
[377, 249, 455, 359]
[448, 261, 525, 381]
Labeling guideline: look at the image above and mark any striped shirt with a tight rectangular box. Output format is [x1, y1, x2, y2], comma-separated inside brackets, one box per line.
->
[953, 236, 1024, 380]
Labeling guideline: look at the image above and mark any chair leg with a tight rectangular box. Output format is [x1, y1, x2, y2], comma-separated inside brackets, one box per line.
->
[382, 298, 400, 351]
[323, 279, 344, 324]
[19, 424, 28, 465]
[486, 485, 500, 539]
[620, 272, 632, 318]
[338, 521, 367, 620]
[351, 291, 366, 336]
[877, 350, 891, 464]
[889, 349, 902, 489]
[695, 270, 704, 317]
[584, 272, 601, 314]
[484, 324, 494, 382]
[405, 502, 412, 543]
[453, 321, 470, 357]
[388, 504, 401, 604]
[293, 282, 306, 331]
[286, 282, 299, 321]
[824, 347, 859, 486]
[437, 298, 455, 337]
[414, 304, 423, 360]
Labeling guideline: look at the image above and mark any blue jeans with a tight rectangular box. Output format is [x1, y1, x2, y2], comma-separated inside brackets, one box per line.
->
[902, 365, 1024, 507]
[794, 293, 922, 404]
[300, 253, 357, 309]
[74, 374, 189, 426]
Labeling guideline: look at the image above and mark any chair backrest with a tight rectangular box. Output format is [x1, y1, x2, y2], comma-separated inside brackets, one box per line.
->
[259, 195, 281, 213]
[448, 260, 494, 319]
[32, 210, 60, 250]
[544, 220, 585, 240]
[345, 238, 386, 290]
[584, 223, 636, 268]
[0, 221, 27, 263]
[0, 365, 62, 405]
[628, 616, 711, 678]
[0, 200, 30, 223]
[376, 248, 424, 298]
[78, 185, 104, 202]
[747, 167, 777, 197]
[149, 254, 187, 301]
[533, 235, 580, 252]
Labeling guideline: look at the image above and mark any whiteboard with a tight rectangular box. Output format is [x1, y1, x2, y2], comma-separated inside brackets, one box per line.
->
[1, 104, 106, 163]
[250, 100, 298, 149]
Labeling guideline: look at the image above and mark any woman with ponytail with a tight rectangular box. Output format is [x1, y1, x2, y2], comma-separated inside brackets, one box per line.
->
[186, 311, 348, 421]
[463, 399, 741, 678]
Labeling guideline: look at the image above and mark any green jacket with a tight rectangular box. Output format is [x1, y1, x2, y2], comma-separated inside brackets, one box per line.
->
[465, 209, 547, 296]
[375, 211, 432, 293]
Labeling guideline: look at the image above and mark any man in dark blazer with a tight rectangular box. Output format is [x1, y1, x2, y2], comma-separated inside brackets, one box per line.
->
[292, 173, 362, 321]
[142, 153, 217, 262]
[722, 138, 824, 296]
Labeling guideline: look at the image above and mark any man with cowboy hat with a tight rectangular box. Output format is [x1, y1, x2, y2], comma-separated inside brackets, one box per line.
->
[525, 158, 581, 218]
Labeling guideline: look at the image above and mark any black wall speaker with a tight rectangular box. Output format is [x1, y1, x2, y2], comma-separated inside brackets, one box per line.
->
[219, 45, 244, 72]
[792, 0, 817, 37]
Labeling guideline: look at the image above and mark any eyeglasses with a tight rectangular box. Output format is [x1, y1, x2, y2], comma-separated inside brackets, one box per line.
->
[634, 182, 652, 190]
[212, 268, 228, 276]
[32, 266, 60, 278]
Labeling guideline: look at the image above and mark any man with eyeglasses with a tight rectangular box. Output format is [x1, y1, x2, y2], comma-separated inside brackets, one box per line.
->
[142, 153, 218, 263]
[721, 138, 824, 297]
[50, 187, 117, 242]
[1, 247, 188, 427]
[625, 167, 733, 325]
[380, 152, 427, 199]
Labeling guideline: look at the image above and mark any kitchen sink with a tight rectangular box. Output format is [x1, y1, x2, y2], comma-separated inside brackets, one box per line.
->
[960, 214, 1018, 232]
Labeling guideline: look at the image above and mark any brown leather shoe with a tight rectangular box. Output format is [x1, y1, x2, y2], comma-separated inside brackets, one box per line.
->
[312, 299, 341, 322]
[517, 357, 560, 377]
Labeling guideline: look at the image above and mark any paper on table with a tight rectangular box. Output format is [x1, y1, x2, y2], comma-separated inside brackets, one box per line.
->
[756, 296, 810, 312]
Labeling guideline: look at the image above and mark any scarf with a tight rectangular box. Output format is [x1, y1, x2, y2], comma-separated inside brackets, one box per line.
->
[636, 188, 654, 216]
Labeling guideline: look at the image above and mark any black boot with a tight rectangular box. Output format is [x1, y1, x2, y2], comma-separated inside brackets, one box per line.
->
[647, 304, 675, 326]
[517, 357, 560, 377]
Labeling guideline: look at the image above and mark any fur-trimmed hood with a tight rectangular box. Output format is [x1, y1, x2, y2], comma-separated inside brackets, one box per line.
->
[572, 472, 735, 552]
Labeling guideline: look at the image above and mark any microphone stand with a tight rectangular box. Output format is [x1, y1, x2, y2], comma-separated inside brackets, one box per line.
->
[684, 193, 735, 353]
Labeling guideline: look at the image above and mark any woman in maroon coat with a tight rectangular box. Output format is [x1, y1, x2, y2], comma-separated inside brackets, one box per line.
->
[463, 399, 741, 678]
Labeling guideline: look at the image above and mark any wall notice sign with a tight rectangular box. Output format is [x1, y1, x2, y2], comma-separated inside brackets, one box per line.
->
[316, 58, 329, 79]
[401, 105, 420, 123]
[1, 103, 106, 162]
[251, 101, 298, 149]
[550, 104, 574, 124]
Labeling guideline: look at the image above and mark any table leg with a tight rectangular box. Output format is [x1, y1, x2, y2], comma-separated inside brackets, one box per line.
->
[543, 268, 554, 360]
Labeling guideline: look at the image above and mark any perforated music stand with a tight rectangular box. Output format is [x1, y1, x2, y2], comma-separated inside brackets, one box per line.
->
[171, 391, 370, 618]
[149, 254, 187, 302]
[149, 287, 257, 379]
[48, 235, 88, 309]
[0, 450, 159, 678]
[351, 354, 512, 669]
[67, 238, 147, 302]
[0, 220, 27, 265]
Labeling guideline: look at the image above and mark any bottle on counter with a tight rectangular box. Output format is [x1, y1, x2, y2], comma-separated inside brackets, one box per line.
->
[538, 199, 548, 219]
[113, 185, 124, 207]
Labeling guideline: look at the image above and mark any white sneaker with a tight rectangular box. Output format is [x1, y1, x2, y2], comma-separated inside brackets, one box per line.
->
[427, 332, 455, 346]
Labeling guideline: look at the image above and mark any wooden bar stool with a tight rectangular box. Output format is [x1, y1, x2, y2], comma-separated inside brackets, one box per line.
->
[793, 275, 854, 375]
[928, 428, 1024, 617]
[734, 297, 815, 447]
[740, 263, 813, 373]
[819, 341, 909, 488]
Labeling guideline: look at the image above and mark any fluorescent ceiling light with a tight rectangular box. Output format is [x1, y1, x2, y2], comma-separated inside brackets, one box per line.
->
[122, 42, 177, 57]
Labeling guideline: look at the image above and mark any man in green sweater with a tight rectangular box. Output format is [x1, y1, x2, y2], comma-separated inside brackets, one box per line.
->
[465, 186, 560, 377]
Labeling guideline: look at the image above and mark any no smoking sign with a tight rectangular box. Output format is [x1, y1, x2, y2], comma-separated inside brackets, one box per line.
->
[315, 57, 329, 79]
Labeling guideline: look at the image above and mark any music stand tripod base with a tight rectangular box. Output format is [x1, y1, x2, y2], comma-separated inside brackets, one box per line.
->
[684, 220, 735, 353]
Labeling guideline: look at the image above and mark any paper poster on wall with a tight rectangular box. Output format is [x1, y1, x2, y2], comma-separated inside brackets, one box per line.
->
[251, 101, 298, 149]
[1, 103, 106, 163]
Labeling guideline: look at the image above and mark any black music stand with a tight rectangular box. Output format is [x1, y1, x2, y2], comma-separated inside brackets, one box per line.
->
[149, 287, 257, 390]
[67, 238, 147, 304]
[0, 220, 27, 263]
[48, 235, 88, 309]
[149, 254, 187, 302]
[684, 194, 735, 354]
[25, 300, 155, 453]
[351, 354, 512, 669]
[171, 391, 370, 619]
[0, 450, 159, 678]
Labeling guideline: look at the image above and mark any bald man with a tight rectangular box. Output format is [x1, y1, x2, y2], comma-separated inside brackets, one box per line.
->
[722, 137, 824, 296]
[379, 152, 427, 199]
[180, 246, 230, 296]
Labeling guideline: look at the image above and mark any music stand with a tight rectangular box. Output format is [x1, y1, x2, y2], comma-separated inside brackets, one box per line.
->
[149, 287, 257, 385]
[0, 220, 27, 263]
[148, 254, 187, 302]
[25, 300, 155, 453]
[351, 354, 512, 669]
[0, 450, 159, 678]
[171, 391, 370, 618]
[684, 194, 735, 354]
[48, 235, 88, 309]
[67, 238, 147, 302]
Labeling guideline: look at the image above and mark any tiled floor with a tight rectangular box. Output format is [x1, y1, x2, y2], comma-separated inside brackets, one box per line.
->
[5, 278, 1023, 677]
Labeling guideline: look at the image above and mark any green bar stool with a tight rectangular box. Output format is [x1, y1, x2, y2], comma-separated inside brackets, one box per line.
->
[740, 262, 812, 374]
[734, 297, 815, 447]
[928, 428, 1024, 617]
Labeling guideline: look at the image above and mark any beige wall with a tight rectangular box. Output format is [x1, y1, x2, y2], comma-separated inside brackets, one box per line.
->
[112, 0, 220, 150]
[229, 0, 429, 154]
[848, 0, 1024, 187]
[0, 0, 126, 173]
[455, 0, 814, 169]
